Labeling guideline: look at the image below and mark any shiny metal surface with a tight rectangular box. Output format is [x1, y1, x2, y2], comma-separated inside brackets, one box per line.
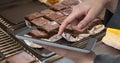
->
[0, 18, 41, 63]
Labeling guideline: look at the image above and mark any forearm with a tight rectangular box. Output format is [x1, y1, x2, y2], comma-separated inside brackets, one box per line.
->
[83, 0, 112, 5]
[106, 0, 118, 13]
[82, 0, 117, 13]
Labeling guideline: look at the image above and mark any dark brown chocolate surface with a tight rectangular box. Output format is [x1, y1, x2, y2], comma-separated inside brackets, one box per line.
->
[40, 9, 55, 16]
[25, 12, 43, 21]
[28, 30, 48, 38]
[46, 12, 64, 21]
[55, 16, 67, 24]
[43, 21, 60, 32]
[62, 0, 79, 6]
[50, 4, 69, 11]
[31, 17, 60, 32]
[60, 8, 72, 16]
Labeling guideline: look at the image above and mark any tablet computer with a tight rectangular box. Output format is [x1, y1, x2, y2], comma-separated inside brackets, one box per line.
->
[15, 26, 97, 53]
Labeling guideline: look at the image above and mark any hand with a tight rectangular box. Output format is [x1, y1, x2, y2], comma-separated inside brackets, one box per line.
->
[58, 0, 111, 35]
[42, 45, 96, 63]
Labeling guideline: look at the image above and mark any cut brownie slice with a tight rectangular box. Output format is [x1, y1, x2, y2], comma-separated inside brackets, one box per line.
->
[44, 21, 60, 32]
[47, 12, 64, 21]
[28, 30, 48, 38]
[31, 17, 60, 32]
[50, 4, 69, 11]
[41, 9, 64, 21]
[40, 9, 55, 16]
[60, 8, 72, 16]
[25, 12, 43, 21]
[62, 0, 79, 6]
[55, 16, 67, 24]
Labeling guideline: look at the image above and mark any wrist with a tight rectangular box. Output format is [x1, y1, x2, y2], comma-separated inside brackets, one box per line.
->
[106, 0, 118, 13]
[100, 0, 111, 5]
[82, 0, 111, 6]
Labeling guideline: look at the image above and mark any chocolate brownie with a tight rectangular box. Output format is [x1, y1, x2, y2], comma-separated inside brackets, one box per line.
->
[46, 12, 64, 21]
[40, 9, 64, 20]
[50, 4, 69, 11]
[40, 9, 55, 16]
[28, 30, 48, 38]
[60, 8, 72, 16]
[25, 12, 43, 21]
[62, 0, 79, 6]
[44, 21, 60, 32]
[55, 16, 67, 24]
[31, 17, 60, 32]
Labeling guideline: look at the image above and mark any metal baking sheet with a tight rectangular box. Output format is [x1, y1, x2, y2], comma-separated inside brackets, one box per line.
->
[15, 26, 97, 53]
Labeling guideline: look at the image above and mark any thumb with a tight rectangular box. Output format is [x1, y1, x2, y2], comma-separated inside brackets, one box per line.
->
[77, 8, 101, 30]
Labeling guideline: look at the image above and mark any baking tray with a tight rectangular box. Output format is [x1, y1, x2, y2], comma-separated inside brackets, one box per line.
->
[15, 26, 97, 53]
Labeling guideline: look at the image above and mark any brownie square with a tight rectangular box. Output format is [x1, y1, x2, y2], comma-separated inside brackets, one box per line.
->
[46, 12, 64, 21]
[28, 30, 48, 38]
[41, 9, 64, 20]
[50, 4, 69, 11]
[45, 21, 60, 32]
[25, 12, 43, 21]
[55, 16, 67, 24]
[62, 0, 79, 6]
[31, 17, 60, 32]
[40, 9, 55, 16]
[60, 8, 72, 16]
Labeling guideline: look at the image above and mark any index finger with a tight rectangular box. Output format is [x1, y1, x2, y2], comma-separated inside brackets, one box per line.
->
[58, 13, 82, 35]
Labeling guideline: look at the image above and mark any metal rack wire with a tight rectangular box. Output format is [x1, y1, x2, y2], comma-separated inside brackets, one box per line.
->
[0, 17, 42, 63]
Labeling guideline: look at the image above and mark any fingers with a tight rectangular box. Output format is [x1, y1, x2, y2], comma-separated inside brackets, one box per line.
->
[58, 4, 103, 34]
[77, 8, 98, 31]
[58, 12, 82, 36]
[58, 14, 75, 35]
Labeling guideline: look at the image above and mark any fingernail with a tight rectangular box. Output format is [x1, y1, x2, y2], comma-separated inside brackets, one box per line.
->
[57, 33, 61, 36]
